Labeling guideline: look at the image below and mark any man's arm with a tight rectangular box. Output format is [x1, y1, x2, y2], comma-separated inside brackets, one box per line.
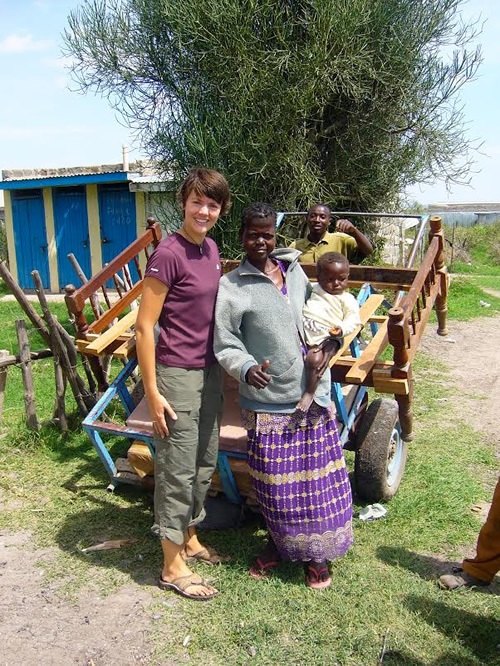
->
[336, 219, 373, 257]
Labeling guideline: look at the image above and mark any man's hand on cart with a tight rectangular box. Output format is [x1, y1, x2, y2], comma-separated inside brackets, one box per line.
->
[148, 392, 178, 438]
[246, 360, 271, 389]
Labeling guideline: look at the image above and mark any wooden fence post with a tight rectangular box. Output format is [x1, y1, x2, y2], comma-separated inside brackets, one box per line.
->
[31, 270, 92, 416]
[51, 323, 68, 433]
[0, 349, 9, 423]
[15, 320, 39, 431]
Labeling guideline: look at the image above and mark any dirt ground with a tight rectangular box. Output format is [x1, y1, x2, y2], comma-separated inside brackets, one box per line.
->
[419, 315, 500, 470]
[0, 316, 499, 666]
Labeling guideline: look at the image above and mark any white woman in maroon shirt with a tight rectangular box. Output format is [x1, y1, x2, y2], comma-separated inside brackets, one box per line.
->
[136, 167, 231, 601]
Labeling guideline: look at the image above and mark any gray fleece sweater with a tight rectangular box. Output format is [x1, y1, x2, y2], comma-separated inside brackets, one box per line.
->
[214, 248, 331, 412]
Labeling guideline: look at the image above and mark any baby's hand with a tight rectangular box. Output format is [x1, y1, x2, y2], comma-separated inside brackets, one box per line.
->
[329, 326, 342, 337]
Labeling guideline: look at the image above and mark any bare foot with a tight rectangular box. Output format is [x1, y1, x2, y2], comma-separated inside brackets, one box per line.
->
[296, 392, 314, 412]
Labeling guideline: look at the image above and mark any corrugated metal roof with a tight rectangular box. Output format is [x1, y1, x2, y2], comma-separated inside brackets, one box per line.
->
[0, 171, 137, 190]
[0, 160, 173, 191]
[129, 174, 167, 183]
[128, 172, 174, 192]
[1, 163, 132, 181]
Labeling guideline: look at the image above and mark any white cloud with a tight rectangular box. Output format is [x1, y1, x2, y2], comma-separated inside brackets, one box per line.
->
[41, 55, 75, 70]
[0, 33, 53, 54]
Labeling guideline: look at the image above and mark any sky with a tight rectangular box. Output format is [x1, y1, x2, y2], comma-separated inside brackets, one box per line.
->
[0, 0, 499, 206]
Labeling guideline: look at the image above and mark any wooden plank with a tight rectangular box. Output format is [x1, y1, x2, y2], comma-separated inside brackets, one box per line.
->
[372, 368, 409, 395]
[221, 259, 418, 288]
[87, 281, 143, 334]
[84, 309, 138, 356]
[330, 361, 409, 394]
[345, 318, 389, 384]
[112, 336, 137, 360]
[328, 294, 385, 367]
[77, 339, 90, 353]
[347, 281, 406, 291]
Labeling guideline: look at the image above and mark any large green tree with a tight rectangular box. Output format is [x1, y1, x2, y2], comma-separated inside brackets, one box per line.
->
[64, 0, 482, 252]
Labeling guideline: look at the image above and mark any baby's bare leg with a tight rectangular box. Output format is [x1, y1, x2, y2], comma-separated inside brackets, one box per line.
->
[296, 346, 323, 412]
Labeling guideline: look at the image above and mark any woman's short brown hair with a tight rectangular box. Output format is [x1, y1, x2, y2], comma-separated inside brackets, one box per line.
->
[177, 167, 231, 215]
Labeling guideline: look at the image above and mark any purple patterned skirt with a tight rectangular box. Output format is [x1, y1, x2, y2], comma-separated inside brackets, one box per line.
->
[243, 403, 353, 562]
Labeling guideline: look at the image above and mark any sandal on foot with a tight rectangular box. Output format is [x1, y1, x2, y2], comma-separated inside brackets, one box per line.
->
[304, 561, 331, 590]
[249, 555, 281, 580]
[182, 545, 230, 565]
[158, 573, 219, 600]
[438, 568, 490, 591]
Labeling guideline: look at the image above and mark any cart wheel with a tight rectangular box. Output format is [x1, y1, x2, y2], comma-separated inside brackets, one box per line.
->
[354, 398, 407, 503]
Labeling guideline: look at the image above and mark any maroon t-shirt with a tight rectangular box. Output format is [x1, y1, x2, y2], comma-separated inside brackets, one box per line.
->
[145, 233, 222, 368]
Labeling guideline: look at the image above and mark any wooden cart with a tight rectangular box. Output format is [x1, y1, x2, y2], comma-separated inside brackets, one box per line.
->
[65, 213, 448, 504]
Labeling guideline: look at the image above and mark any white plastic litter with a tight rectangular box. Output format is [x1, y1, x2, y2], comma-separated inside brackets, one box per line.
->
[479, 300, 491, 308]
[358, 503, 387, 521]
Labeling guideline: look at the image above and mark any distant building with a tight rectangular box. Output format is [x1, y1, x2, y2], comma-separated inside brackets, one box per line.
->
[0, 161, 175, 292]
[427, 202, 500, 227]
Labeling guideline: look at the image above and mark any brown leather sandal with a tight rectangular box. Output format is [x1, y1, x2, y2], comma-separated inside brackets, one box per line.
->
[158, 573, 219, 600]
[183, 545, 231, 565]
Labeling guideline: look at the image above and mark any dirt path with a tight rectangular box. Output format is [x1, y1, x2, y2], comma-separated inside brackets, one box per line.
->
[419, 315, 500, 463]
[0, 533, 155, 666]
[1, 316, 499, 665]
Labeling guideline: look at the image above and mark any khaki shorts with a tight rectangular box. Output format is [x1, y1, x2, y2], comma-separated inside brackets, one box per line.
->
[151, 364, 222, 544]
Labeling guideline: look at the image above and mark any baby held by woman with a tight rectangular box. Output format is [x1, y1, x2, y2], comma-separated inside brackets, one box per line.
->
[297, 252, 361, 411]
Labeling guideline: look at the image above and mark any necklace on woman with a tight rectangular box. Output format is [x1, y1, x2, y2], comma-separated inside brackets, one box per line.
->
[264, 261, 279, 274]
[263, 260, 285, 291]
[181, 229, 204, 254]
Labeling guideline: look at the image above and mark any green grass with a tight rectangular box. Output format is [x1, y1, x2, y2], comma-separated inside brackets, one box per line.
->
[446, 221, 500, 276]
[446, 275, 500, 320]
[0, 295, 74, 355]
[0, 253, 499, 665]
[1, 349, 496, 665]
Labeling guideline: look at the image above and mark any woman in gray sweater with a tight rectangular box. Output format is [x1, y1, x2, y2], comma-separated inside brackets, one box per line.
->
[214, 203, 353, 589]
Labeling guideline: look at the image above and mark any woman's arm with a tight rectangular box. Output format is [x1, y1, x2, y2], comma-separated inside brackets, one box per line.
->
[214, 278, 258, 382]
[135, 276, 177, 438]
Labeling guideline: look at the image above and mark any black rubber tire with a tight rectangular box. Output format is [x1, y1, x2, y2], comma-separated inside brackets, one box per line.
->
[353, 398, 408, 503]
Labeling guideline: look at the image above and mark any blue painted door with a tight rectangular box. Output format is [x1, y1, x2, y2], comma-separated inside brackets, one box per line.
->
[11, 189, 50, 289]
[53, 186, 91, 288]
[98, 184, 137, 281]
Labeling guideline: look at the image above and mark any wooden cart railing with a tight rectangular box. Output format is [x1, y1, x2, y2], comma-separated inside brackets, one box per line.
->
[64, 217, 162, 391]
